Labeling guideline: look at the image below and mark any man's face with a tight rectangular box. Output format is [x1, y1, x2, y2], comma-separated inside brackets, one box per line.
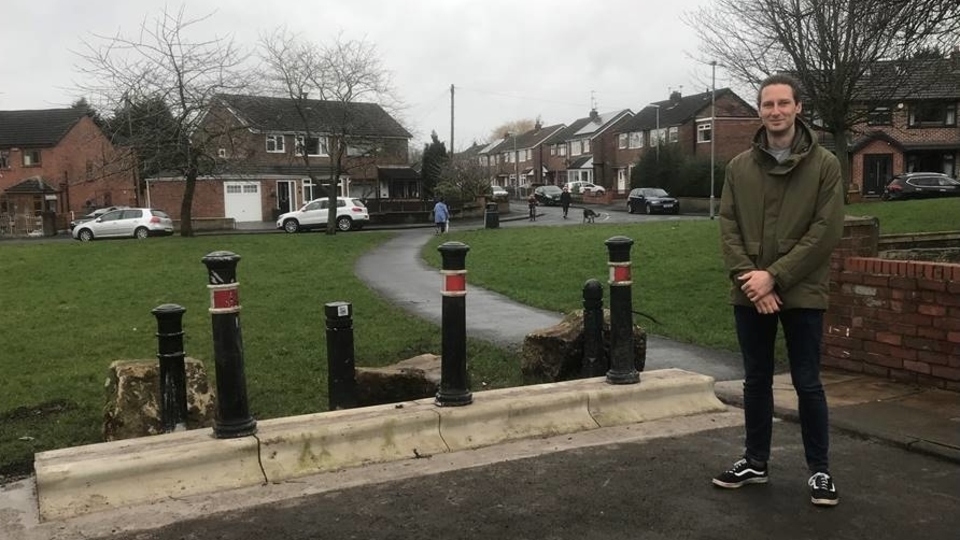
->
[758, 84, 802, 137]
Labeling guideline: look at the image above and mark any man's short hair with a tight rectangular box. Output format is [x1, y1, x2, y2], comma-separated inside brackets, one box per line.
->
[757, 74, 802, 106]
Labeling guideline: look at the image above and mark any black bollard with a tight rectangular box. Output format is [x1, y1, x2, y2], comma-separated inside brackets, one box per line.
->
[201, 251, 257, 438]
[581, 279, 605, 377]
[436, 241, 473, 406]
[325, 301, 357, 411]
[152, 303, 188, 433]
[604, 237, 640, 384]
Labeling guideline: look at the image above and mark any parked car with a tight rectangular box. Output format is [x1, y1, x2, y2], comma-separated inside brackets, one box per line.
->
[69, 205, 129, 231]
[490, 185, 509, 199]
[627, 187, 680, 215]
[882, 172, 960, 201]
[565, 181, 606, 196]
[276, 196, 370, 233]
[71, 208, 174, 241]
[533, 185, 563, 206]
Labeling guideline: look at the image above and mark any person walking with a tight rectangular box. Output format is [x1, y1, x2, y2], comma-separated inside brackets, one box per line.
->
[560, 186, 572, 219]
[527, 194, 538, 222]
[712, 73, 845, 507]
[432, 197, 449, 235]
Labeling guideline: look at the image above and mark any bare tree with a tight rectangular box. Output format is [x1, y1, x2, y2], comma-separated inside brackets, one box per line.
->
[259, 30, 402, 234]
[489, 119, 536, 141]
[76, 6, 248, 236]
[687, 0, 960, 192]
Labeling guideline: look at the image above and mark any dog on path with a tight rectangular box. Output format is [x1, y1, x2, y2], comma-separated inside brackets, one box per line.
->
[582, 208, 599, 223]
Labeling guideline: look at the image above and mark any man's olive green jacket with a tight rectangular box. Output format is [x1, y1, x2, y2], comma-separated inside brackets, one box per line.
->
[719, 119, 845, 309]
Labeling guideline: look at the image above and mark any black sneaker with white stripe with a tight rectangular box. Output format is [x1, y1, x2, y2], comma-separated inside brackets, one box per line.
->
[808, 472, 839, 506]
[712, 458, 769, 489]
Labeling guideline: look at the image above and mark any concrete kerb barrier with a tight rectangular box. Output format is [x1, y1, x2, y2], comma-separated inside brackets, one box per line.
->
[34, 368, 722, 522]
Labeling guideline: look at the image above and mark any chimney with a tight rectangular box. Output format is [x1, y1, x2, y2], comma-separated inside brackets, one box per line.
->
[589, 108, 600, 122]
[670, 90, 682, 104]
[534, 117, 543, 131]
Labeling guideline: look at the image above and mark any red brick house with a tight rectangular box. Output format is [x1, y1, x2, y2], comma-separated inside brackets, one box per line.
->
[844, 57, 960, 197]
[484, 122, 565, 188]
[0, 108, 136, 234]
[146, 94, 413, 223]
[612, 88, 758, 193]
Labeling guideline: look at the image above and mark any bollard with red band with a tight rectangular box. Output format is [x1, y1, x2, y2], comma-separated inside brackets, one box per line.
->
[201, 251, 257, 438]
[605, 236, 640, 384]
[436, 241, 473, 406]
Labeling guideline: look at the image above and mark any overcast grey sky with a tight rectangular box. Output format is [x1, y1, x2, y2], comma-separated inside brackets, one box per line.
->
[0, 0, 736, 151]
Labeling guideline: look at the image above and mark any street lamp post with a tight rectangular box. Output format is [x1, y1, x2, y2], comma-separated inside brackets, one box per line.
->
[514, 134, 520, 190]
[710, 60, 717, 220]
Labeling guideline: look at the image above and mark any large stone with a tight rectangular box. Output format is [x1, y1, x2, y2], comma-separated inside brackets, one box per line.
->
[355, 354, 442, 406]
[103, 358, 217, 441]
[520, 309, 646, 384]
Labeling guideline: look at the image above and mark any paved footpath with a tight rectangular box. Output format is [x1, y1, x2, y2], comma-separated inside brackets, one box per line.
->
[356, 228, 744, 381]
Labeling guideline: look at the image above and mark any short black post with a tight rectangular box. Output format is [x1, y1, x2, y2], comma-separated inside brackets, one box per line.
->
[436, 241, 473, 406]
[152, 303, 188, 433]
[325, 301, 357, 411]
[605, 236, 640, 384]
[201, 251, 257, 438]
[581, 279, 605, 377]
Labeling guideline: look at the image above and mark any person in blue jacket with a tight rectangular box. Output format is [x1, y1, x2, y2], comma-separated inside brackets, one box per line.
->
[433, 197, 449, 235]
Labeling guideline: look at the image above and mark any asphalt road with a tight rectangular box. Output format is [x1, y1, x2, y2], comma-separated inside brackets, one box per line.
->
[89, 422, 960, 540]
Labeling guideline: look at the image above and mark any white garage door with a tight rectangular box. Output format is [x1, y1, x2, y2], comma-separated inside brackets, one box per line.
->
[224, 182, 263, 223]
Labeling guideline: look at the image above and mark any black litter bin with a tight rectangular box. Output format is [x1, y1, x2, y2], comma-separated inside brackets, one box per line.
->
[41, 211, 58, 237]
[484, 202, 500, 229]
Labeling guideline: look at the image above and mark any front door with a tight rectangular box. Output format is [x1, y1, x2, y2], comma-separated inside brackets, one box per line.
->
[863, 154, 893, 196]
[277, 181, 296, 213]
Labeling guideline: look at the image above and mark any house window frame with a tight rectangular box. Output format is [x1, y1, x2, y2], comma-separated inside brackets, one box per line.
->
[0, 150, 9, 169]
[867, 105, 892, 126]
[628, 132, 643, 149]
[583, 139, 591, 153]
[558, 144, 567, 157]
[266, 134, 285, 153]
[908, 101, 957, 128]
[22, 149, 41, 166]
[697, 121, 712, 143]
[295, 134, 329, 157]
[618, 134, 628, 149]
[668, 127, 679, 144]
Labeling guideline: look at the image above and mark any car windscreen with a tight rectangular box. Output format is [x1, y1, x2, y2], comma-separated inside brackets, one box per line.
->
[644, 188, 669, 197]
[541, 186, 562, 194]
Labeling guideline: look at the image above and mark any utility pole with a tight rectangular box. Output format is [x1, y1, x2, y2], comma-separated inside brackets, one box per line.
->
[710, 61, 717, 220]
[450, 84, 455, 157]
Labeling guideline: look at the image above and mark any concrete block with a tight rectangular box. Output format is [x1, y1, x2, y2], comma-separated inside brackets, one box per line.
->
[35, 429, 261, 522]
[256, 401, 448, 482]
[585, 369, 726, 427]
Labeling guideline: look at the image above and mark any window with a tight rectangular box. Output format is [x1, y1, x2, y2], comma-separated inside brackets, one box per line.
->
[0, 150, 9, 168]
[550, 145, 557, 156]
[571, 140, 582, 156]
[628, 132, 643, 149]
[697, 122, 712, 143]
[558, 144, 567, 157]
[668, 127, 679, 143]
[226, 184, 242, 194]
[347, 144, 377, 156]
[243, 184, 258, 194]
[909, 102, 957, 127]
[22, 149, 41, 166]
[296, 135, 328, 156]
[266, 134, 285, 153]
[583, 139, 591, 153]
[302, 179, 318, 202]
[867, 106, 892, 126]
[618, 134, 628, 149]
[218, 148, 228, 158]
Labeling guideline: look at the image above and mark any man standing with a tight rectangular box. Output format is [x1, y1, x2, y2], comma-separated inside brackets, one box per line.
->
[713, 74, 844, 507]
[560, 186, 572, 219]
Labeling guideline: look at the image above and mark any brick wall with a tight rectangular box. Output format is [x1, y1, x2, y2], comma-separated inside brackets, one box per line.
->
[825, 217, 960, 391]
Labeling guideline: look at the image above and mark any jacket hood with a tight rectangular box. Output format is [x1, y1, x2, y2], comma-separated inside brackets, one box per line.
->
[750, 118, 818, 175]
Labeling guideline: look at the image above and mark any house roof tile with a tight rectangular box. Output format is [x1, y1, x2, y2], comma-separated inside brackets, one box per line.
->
[4, 176, 59, 194]
[0, 108, 86, 148]
[617, 88, 744, 132]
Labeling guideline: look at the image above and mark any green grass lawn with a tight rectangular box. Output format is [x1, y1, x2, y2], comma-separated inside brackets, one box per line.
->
[0, 233, 520, 479]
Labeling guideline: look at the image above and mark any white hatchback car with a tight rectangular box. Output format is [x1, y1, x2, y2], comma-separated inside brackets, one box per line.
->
[565, 181, 606, 196]
[72, 208, 174, 241]
[276, 196, 370, 232]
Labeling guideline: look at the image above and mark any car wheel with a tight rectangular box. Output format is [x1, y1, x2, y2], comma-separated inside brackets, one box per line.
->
[627, 202, 634, 214]
[645, 203, 652, 215]
[672, 207, 680, 215]
[78, 229, 94, 242]
[283, 219, 300, 233]
[336, 216, 353, 232]
[134, 227, 149, 240]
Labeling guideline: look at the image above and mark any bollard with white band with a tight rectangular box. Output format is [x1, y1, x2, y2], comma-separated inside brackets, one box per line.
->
[604, 236, 640, 384]
[201, 251, 257, 438]
[436, 241, 473, 406]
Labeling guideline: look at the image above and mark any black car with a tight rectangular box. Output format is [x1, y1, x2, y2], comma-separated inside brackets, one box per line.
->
[533, 185, 563, 206]
[627, 187, 679, 214]
[882, 173, 960, 201]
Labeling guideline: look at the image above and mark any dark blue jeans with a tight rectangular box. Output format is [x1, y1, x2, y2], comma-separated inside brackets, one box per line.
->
[734, 306, 830, 473]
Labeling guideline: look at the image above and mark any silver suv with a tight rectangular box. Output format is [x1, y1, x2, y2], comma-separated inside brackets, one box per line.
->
[276, 196, 370, 232]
